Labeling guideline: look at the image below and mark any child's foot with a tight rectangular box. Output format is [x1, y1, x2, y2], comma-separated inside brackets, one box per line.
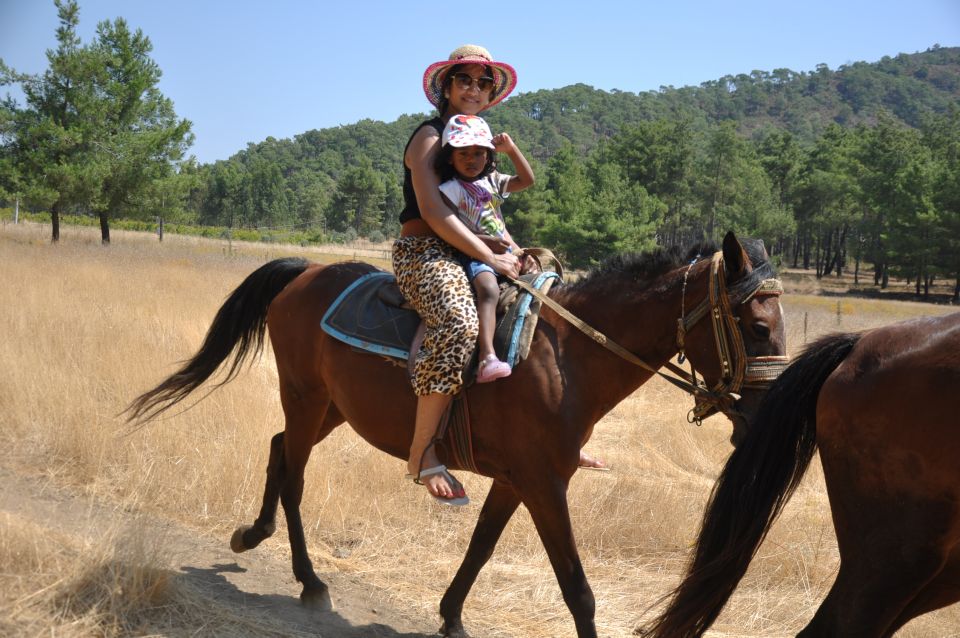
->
[477, 354, 511, 383]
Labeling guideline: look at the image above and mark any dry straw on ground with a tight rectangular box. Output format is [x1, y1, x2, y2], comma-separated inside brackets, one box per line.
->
[1, 222, 957, 637]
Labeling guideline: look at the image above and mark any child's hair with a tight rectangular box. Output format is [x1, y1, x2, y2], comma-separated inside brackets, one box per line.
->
[435, 144, 496, 182]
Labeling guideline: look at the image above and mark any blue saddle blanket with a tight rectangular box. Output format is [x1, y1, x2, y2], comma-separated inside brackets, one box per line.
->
[320, 270, 561, 366]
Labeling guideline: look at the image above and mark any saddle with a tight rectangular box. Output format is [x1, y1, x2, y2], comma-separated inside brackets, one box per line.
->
[320, 269, 562, 381]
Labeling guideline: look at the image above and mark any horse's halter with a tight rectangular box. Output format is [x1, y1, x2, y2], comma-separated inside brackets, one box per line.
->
[676, 251, 788, 424]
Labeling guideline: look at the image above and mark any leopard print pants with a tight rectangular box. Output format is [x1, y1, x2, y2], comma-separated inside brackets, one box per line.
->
[393, 236, 479, 396]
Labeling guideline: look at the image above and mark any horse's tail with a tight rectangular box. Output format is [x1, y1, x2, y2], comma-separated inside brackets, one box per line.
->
[126, 257, 310, 423]
[640, 332, 861, 638]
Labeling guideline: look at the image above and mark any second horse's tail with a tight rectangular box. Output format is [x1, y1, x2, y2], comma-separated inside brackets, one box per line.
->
[126, 257, 310, 423]
[640, 332, 861, 637]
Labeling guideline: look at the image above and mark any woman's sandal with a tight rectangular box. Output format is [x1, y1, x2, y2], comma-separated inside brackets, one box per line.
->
[409, 464, 469, 506]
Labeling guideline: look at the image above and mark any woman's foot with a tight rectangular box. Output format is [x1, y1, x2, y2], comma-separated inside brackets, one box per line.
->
[477, 354, 511, 383]
[578, 451, 610, 471]
[408, 446, 468, 504]
[410, 465, 469, 506]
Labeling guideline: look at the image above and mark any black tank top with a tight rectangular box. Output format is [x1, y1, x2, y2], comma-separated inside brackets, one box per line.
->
[399, 116, 445, 224]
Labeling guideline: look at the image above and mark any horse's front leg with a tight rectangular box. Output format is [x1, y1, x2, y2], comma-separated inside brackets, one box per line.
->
[440, 481, 521, 638]
[522, 476, 596, 638]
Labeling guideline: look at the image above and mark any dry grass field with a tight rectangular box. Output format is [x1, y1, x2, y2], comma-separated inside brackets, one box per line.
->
[1, 221, 957, 637]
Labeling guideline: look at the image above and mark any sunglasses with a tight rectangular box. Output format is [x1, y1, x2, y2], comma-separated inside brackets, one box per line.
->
[451, 72, 495, 93]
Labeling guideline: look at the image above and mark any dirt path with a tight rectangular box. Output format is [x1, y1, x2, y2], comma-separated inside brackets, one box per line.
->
[0, 465, 441, 637]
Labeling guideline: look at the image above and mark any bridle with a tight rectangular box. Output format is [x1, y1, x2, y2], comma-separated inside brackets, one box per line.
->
[676, 251, 787, 424]
[507, 249, 787, 425]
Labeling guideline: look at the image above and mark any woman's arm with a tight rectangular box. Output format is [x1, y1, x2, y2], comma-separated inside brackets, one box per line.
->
[492, 133, 534, 193]
[407, 126, 519, 277]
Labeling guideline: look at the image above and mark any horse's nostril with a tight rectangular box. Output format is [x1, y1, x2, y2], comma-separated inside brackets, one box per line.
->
[753, 322, 770, 339]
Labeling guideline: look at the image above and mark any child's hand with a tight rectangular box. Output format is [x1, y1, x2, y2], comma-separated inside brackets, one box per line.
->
[477, 233, 512, 253]
[492, 133, 516, 154]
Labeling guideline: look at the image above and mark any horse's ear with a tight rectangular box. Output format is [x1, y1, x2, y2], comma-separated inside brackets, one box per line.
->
[722, 231, 749, 278]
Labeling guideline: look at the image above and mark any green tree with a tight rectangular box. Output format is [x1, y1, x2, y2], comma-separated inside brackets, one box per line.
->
[87, 16, 192, 243]
[141, 159, 201, 240]
[247, 157, 290, 229]
[794, 125, 860, 276]
[609, 117, 694, 246]
[286, 169, 333, 231]
[501, 156, 550, 248]
[693, 122, 783, 245]
[327, 158, 385, 236]
[1, 1, 191, 243]
[855, 114, 922, 287]
[588, 152, 662, 254]
[198, 160, 246, 227]
[757, 129, 806, 258]
[1, 0, 101, 241]
[539, 144, 598, 267]
[923, 107, 960, 300]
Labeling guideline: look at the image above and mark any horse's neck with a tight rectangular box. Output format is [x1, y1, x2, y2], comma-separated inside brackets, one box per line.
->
[550, 272, 686, 416]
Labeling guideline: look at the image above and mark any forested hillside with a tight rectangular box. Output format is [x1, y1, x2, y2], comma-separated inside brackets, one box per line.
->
[177, 45, 958, 294]
[3, 38, 958, 297]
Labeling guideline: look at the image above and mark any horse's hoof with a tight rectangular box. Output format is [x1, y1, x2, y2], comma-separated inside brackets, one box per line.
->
[230, 526, 251, 553]
[440, 621, 470, 638]
[301, 586, 333, 612]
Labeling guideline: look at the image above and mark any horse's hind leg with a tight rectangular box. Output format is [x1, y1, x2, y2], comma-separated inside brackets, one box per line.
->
[280, 389, 345, 609]
[798, 494, 956, 636]
[232, 382, 343, 609]
[885, 545, 960, 634]
[439, 481, 521, 638]
[231, 431, 286, 553]
[799, 555, 941, 637]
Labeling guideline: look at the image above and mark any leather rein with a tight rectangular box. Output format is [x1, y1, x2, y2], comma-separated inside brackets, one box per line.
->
[507, 250, 787, 425]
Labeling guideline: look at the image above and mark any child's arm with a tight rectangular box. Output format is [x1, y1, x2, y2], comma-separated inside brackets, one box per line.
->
[492, 133, 534, 193]
[440, 187, 512, 254]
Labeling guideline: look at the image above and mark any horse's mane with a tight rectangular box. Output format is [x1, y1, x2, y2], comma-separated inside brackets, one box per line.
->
[565, 237, 775, 299]
[567, 240, 720, 292]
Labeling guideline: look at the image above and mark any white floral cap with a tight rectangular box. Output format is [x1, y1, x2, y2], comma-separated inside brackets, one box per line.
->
[441, 114, 495, 149]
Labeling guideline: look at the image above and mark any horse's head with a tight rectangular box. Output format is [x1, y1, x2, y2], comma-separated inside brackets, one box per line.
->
[677, 231, 787, 446]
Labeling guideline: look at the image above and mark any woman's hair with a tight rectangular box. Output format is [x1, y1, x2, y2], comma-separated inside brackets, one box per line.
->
[436, 63, 496, 116]
[435, 143, 496, 182]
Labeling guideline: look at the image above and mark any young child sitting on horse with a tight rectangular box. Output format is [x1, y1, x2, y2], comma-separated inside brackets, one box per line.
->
[435, 113, 535, 383]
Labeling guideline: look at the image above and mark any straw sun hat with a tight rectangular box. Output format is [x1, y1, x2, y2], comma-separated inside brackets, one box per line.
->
[422, 44, 517, 110]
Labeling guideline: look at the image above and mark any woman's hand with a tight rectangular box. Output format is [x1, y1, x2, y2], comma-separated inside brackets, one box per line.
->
[490, 252, 521, 279]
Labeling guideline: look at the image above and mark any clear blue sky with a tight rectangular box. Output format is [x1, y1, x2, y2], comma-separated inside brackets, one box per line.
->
[2, 0, 957, 165]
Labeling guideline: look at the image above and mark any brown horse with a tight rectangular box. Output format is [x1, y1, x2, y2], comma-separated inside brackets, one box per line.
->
[641, 311, 960, 637]
[127, 232, 787, 638]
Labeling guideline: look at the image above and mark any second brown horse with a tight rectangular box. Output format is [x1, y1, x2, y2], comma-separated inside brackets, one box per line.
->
[641, 311, 960, 637]
[128, 232, 786, 638]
